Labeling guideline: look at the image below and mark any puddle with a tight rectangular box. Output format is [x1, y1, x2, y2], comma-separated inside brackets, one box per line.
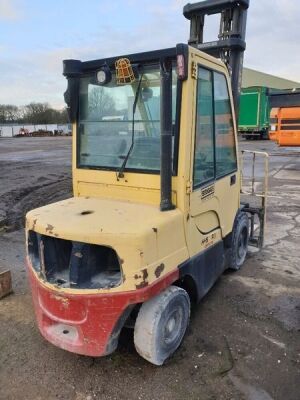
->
[269, 294, 300, 331]
[230, 276, 300, 296]
[273, 169, 300, 181]
[230, 375, 274, 400]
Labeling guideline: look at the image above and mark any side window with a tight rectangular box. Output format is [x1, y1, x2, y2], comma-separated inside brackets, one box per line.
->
[193, 68, 215, 188]
[192, 67, 237, 189]
[213, 72, 237, 177]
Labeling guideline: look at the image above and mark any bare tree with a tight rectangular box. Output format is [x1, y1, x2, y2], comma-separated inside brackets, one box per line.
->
[22, 103, 69, 124]
[88, 87, 116, 119]
[0, 102, 69, 124]
[0, 105, 20, 123]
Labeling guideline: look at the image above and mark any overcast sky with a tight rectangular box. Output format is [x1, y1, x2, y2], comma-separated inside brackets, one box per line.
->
[1, 0, 299, 108]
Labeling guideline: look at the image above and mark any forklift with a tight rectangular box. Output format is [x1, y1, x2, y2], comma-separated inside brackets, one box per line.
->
[26, 0, 267, 365]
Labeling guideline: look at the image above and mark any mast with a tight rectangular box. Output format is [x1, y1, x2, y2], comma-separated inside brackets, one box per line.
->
[183, 0, 249, 118]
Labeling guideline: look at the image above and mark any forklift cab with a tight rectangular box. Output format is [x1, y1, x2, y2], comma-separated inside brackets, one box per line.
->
[25, 0, 265, 366]
[187, 53, 240, 257]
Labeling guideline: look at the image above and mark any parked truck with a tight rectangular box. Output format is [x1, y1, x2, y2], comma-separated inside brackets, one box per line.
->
[238, 86, 270, 139]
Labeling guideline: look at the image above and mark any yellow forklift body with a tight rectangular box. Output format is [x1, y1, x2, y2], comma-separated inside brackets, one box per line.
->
[25, 44, 247, 360]
[26, 196, 188, 294]
[26, 46, 239, 292]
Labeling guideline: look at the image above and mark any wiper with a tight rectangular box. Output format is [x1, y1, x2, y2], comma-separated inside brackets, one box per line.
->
[117, 73, 143, 179]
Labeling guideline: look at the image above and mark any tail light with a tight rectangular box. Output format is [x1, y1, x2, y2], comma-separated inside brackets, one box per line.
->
[177, 54, 185, 80]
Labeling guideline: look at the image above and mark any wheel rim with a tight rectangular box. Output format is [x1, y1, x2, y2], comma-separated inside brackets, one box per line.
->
[237, 227, 248, 262]
[163, 308, 183, 345]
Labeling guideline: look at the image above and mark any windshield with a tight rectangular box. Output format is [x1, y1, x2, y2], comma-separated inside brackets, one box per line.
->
[78, 65, 178, 172]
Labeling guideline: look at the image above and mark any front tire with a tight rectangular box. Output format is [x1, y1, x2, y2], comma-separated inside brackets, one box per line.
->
[134, 286, 190, 365]
[228, 212, 249, 271]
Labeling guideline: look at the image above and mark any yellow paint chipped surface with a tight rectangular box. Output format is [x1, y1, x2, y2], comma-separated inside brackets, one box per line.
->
[26, 196, 188, 293]
[26, 46, 239, 294]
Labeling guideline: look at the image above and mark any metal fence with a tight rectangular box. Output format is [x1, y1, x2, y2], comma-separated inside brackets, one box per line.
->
[0, 123, 71, 137]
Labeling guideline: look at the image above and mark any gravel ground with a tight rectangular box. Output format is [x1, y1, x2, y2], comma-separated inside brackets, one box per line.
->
[0, 137, 299, 400]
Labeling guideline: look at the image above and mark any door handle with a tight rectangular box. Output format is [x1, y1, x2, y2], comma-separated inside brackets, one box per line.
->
[230, 174, 236, 185]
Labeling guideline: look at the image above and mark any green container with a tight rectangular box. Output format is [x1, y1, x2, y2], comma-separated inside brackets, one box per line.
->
[238, 86, 270, 139]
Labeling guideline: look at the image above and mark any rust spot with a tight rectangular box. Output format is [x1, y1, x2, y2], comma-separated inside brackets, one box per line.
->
[152, 227, 158, 233]
[32, 219, 37, 231]
[142, 269, 148, 280]
[155, 263, 165, 278]
[52, 294, 69, 308]
[136, 281, 148, 289]
[80, 210, 94, 216]
[45, 224, 54, 234]
[187, 213, 190, 221]
[135, 268, 148, 289]
[54, 233, 59, 237]
[119, 258, 124, 264]
[74, 252, 83, 258]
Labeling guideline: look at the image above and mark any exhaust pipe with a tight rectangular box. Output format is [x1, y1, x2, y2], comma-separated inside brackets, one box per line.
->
[160, 59, 174, 212]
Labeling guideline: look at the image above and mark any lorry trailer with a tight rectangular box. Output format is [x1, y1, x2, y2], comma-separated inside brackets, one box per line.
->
[238, 86, 270, 139]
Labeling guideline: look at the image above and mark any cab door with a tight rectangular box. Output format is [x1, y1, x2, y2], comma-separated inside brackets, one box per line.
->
[187, 58, 240, 257]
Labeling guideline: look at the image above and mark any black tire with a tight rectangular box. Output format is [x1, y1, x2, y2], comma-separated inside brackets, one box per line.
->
[228, 212, 249, 271]
[134, 286, 190, 366]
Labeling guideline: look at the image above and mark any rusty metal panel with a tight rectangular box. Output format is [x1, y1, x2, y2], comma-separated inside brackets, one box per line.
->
[0, 269, 12, 299]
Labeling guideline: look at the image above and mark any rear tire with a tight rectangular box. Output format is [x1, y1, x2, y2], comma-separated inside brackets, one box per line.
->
[228, 212, 249, 271]
[134, 286, 190, 365]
